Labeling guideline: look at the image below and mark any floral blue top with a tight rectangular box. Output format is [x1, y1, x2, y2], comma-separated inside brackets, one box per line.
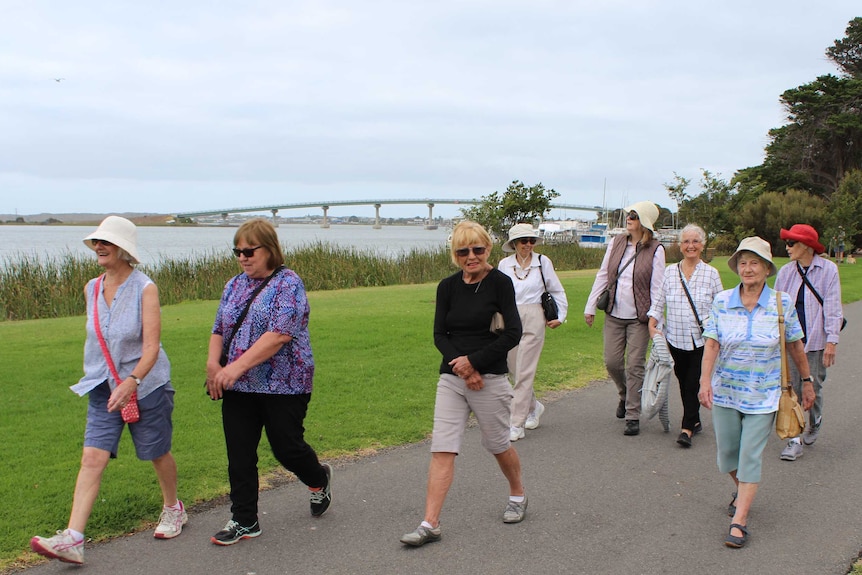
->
[212, 267, 314, 395]
[702, 285, 803, 414]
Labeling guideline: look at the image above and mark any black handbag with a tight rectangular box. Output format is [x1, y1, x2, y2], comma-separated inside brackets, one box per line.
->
[537, 255, 559, 321]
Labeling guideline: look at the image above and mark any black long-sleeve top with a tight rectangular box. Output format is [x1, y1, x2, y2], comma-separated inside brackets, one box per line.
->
[434, 268, 523, 375]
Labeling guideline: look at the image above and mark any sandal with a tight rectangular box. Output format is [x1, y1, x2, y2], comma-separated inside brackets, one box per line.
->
[724, 523, 748, 548]
[727, 491, 737, 517]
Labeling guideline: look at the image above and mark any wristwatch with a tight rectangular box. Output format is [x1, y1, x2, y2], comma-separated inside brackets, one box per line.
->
[130, 375, 142, 386]
[800, 376, 814, 383]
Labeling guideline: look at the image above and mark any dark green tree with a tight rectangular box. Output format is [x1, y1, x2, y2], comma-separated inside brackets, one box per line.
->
[461, 180, 559, 240]
[827, 17, 862, 78]
[734, 189, 827, 255]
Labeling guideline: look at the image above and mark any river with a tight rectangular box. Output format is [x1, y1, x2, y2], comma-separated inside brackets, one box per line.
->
[0, 223, 451, 267]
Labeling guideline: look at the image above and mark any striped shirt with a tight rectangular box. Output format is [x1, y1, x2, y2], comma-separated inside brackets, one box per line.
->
[773, 254, 842, 351]
[702, 285, 803, 414]
[647, 261, 723, 350]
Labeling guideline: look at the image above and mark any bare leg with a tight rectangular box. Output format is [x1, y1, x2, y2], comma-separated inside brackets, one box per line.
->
[152, 452, 179, 507]
[730, 472, 758, 538]
[68, 447, 111, 533]
[493, 447, 525, 497]
[423, 452, 456, 527]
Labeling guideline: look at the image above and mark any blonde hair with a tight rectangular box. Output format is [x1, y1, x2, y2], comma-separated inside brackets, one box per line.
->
[234, 219, 284, 269]
[449, 221, 493, 266]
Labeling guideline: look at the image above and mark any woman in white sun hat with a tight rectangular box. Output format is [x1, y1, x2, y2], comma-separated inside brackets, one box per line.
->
[584, 201, 666, 436]
[498, 223, 568, 441]
[30, 216, 185, 566]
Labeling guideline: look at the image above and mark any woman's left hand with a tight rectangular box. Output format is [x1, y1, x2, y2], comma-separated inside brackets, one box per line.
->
[547, 319, 562, 329]
[107, 379, 137, 412]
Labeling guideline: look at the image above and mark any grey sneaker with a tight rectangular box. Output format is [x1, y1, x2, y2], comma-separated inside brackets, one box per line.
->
[310, 463, 332, 517]
[503, 496, 528, 523]
[780, 441, 803, 461]
[801, 426, 820, 445]
[525, 401, 545, 430]
[154, 500, 188, 539]
[30, 530, 84, 564]
[400, 524, 442, 546]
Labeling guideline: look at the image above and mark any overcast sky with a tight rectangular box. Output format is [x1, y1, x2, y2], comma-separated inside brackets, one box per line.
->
[1, 1, 858, 220]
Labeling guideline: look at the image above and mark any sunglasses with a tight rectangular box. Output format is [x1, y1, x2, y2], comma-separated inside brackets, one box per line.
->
[627, 212, 639, 221]
[518, 237, 538, 245]
[92, 239, 115, 247]
[232, 246, 263, 258]
[785, 240, 797, 247]
[454, 246, 488, 257]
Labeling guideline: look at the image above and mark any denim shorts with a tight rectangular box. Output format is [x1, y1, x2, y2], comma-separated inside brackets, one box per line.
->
[431, 373, 513, 455]
[84, 380, 175, 460]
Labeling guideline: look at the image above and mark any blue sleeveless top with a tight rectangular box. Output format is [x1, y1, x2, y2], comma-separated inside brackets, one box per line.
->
[71, 269, 171, 399]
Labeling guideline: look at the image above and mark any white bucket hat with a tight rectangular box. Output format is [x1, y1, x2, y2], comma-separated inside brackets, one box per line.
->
[624, 201, 660, 233]
[83, 216, 140, 264]
[727, 236, 776, 277]
[503, 223, 542, 253]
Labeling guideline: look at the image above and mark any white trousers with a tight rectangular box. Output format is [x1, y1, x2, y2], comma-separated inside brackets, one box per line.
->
[507, 304, 547, 428]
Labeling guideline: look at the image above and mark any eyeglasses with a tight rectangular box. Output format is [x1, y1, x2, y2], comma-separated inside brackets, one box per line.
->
[454, 246, 488, 257]
[785, 240, 797, 247]
[92, 239, 114, 247]
[518, 237, 538, 245]
[232, 246, 263, 258]
[627, 212, 639, 221]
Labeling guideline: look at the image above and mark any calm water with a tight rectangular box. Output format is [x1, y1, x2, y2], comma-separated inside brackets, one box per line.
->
[0, 223, 451, 267]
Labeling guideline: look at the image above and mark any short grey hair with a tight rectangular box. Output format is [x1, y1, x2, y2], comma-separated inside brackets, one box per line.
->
[680, 224, 706, 244]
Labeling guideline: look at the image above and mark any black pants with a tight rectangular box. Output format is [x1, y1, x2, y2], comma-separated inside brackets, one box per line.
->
[222, 391, 326, 525]
[668, 344, 704, 433]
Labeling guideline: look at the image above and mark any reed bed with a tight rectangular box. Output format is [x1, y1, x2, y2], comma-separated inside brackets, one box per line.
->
[0, 242, 605, 321]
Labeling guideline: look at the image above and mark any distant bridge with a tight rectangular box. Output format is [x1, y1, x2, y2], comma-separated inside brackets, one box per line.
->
[176, 198, 605, 229]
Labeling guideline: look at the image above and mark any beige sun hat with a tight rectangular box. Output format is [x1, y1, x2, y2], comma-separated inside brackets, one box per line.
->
[83, 216, 140, 264]
[624, 201, 660, 233]
[727, 236, 777, 277]
[503, 223, 542, 253]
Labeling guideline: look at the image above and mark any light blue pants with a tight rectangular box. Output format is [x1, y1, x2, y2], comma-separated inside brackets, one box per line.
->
[712, 406, 775, 483]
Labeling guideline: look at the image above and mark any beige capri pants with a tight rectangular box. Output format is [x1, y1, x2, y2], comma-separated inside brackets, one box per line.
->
[430, 373, 514, 455]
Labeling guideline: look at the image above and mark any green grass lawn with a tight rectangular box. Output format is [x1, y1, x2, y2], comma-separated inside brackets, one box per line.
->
[2, 256, 860, 570]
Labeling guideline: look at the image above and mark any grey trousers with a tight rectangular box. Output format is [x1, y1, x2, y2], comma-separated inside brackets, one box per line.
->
[603, 314, 650, 421]
[788, 349, 827, 433]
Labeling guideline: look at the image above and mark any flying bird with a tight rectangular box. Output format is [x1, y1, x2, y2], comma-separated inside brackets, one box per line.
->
[54, 78, 64, 82]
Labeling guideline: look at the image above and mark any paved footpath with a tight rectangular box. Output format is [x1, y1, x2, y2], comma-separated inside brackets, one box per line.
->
[22, 303, 862, 575]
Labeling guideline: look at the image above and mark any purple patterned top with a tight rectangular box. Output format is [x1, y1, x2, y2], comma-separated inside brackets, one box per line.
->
[212, 268, 314, 394]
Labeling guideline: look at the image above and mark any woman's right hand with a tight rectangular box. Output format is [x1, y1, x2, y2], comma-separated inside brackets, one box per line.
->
[584, 314, 595, 327]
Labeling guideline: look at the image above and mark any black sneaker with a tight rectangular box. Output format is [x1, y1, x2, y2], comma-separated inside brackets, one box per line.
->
[310, 463, 332, 517]
[616, 399, 626, 419]
[211, 519, 261, 546]
[624, 420, 640, 436]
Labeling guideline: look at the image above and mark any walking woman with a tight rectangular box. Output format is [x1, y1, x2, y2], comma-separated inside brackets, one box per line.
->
[206, 218, 332, 545]
[585, 201, 666, 436]
[400, 221, 525, 547]
[648, 224, 723, 447]
[699, 237, 814, 548]
[31, 216, 185, 565]
[498, 223, 568, 441]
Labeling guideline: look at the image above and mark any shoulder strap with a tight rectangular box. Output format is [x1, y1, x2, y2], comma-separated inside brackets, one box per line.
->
[677, 265, 703, 331]
[92, 275, 124, 385]
[777, 292, 789, 390]
[796, 263, 824, 306]
[538, 254, 548, 290]
[223, 266, 284, 355]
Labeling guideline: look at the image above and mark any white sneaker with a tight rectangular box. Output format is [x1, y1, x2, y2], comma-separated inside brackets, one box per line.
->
[524, 401, 545, 430]
[30, 529, 84, 564]
[154, 500, 188, 539]
[780, 440, 803, 461]
[509, 426, 525, 441]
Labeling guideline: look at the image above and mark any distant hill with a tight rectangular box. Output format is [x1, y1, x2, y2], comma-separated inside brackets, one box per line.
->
[0, 213, 172, 225]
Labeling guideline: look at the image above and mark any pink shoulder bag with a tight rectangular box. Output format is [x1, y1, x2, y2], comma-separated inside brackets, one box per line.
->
[92, 275, 140, 423]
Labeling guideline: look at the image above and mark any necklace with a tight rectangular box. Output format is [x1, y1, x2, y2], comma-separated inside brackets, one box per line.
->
[512, 265, 531, 280]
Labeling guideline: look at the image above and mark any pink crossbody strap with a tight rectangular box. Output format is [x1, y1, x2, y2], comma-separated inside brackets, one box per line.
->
[92, 275, 124, 386]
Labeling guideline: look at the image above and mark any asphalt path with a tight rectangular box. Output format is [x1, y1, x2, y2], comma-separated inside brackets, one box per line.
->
[22, 303, 862, 575]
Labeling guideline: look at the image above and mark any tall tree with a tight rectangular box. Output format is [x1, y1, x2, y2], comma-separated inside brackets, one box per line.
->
[827, 17, 862, 78]
[461, 180, 559, 240]
[663, 170, 738, 239]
